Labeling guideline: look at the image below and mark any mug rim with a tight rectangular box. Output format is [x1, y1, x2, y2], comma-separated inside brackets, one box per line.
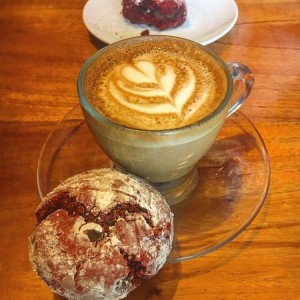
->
[77, 35, 233, 135]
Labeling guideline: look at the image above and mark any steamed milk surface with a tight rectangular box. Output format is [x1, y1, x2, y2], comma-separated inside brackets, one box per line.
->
[84, 38, 228, 130]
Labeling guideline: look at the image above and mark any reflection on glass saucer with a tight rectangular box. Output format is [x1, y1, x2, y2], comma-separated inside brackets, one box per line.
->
[37, 105, 270, 262]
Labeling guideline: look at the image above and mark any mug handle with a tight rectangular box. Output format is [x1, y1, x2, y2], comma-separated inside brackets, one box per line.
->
[226, 62, 254, 117]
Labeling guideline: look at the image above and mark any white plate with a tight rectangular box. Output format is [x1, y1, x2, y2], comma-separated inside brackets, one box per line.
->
[83, 0, 239, 45]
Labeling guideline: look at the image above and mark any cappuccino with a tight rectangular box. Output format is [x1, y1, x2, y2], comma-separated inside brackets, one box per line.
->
[83, 37, 228, 130]
[78, 36, 254, 200]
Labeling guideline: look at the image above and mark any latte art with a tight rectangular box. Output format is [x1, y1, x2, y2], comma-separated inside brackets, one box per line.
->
[108, 56, 199, 117]
[84, 38, 228, 130]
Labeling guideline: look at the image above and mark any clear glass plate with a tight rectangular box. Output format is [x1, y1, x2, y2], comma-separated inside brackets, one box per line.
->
[37, 105, 270, 262]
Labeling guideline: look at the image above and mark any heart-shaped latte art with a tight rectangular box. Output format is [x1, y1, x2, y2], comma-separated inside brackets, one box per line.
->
[108, 56, 197, 117]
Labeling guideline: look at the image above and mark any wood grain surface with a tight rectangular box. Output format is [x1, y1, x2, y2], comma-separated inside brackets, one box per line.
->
[0, 1, 299, 299]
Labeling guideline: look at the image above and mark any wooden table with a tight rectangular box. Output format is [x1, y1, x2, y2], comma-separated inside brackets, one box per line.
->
[0, 1, 299, 299]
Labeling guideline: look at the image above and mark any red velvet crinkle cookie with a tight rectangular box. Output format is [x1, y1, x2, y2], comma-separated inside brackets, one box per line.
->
[122, 0, 187, 31]
[29, 168, 173, 300]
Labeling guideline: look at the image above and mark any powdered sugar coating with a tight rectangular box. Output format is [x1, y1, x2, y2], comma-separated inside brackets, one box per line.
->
[29, 168, 173, 300]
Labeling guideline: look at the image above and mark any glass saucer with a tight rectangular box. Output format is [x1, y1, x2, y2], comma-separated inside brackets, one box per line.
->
[37, 105, 270, 262]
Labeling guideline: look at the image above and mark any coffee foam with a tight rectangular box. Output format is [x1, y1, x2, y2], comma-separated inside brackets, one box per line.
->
[84, 38, 228, 130]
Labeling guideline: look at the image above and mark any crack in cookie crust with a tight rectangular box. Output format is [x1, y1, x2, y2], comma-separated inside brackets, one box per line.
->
[36, 191, 154, 234]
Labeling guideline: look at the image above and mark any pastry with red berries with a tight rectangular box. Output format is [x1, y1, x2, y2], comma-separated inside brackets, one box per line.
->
[122, 0, 187, 31]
